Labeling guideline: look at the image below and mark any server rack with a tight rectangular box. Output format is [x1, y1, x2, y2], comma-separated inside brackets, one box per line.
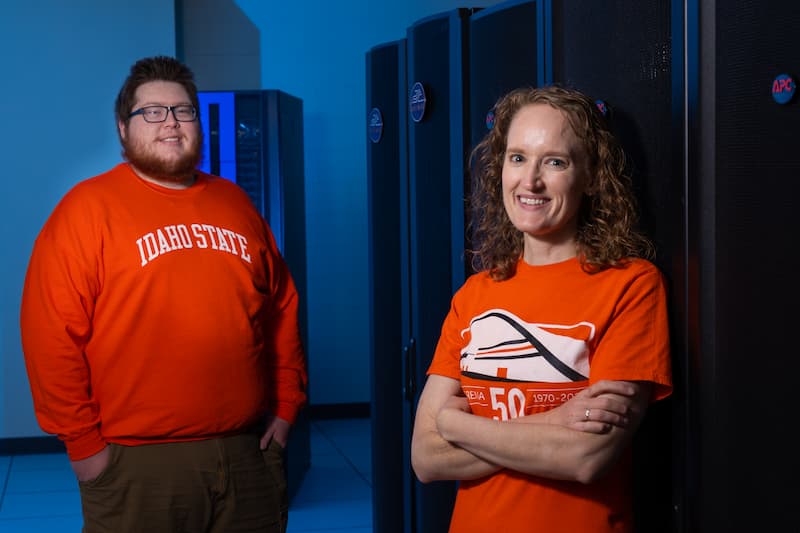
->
[685, 0, 800, 530]
[403, 9, 475, 533]
[366, 38, 408, 533]
[543, 3, 679, 530]
[468, 0, 543, 151]
[197, 90, 311, 503]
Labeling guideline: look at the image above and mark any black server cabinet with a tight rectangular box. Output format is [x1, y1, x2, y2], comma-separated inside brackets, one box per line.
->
[546, 2, 679, 531]
[366, 39, 408, 533]
[686, 1, 800, 531]
[403, 8, 474, 533]
[469, 0, 543, 152]
[467, 0, 542, 279]
[197, 90, 311, 503]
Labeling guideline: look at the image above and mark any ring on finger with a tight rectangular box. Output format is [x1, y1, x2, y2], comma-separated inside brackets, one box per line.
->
[584, 408, 591, 421]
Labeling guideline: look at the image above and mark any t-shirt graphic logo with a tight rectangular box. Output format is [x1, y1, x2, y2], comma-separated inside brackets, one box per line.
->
[460, 309, 594, 383]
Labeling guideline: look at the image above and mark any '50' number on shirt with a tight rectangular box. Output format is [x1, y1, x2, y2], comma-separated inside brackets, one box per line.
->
[490, 387, 526, 421]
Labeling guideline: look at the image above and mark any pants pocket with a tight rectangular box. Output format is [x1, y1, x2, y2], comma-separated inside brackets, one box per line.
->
[77, 443, 119, 489]
[78, 444, 126, 533]
[262, 439, 288, 532]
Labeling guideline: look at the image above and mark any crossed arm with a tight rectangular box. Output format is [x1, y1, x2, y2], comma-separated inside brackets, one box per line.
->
[410, 375, 651, 484]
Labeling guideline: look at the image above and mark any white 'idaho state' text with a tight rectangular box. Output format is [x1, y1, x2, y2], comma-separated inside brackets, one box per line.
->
[135, 223, 252, 266]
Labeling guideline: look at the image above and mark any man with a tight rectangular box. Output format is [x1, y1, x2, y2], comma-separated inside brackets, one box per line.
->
[20, 55, 307, 532]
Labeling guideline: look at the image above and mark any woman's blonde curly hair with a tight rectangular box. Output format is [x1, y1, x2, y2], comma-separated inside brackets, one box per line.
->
[468, 85, 654, 280]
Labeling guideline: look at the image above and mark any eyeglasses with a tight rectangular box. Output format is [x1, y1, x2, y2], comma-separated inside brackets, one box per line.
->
[128, 105, 198, 123]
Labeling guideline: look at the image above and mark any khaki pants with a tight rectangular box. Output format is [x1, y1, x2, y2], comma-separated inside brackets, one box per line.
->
[78, 434, 288, 533]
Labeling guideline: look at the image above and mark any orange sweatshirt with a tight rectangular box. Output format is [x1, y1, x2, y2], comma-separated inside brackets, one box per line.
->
[428, 257, 672, 533]
[20, 163, 307, 461]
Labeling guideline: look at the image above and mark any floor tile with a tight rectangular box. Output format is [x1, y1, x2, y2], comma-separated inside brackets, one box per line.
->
[314, 419, 371, 452]
[314, 418, 372, 482]
[8, 454, 70, 472]
[309, 424, 338, 457]
[0, 455, 10, 501]
[5, 466, 78, 493]
[0, 514, 84, 532]
[0, 490, 81, 519]
[308, 529, 371, 533]
[287, 497, 372, 531]
[291, 453, 370, 504]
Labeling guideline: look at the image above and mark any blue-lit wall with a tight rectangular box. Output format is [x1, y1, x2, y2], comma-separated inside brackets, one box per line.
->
[0, 1, 177, 439]
[227, 0, 495, 406]
[0, 0, 497, 440]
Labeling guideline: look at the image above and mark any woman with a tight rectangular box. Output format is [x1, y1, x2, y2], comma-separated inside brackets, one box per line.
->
[411, 86, 672, 532]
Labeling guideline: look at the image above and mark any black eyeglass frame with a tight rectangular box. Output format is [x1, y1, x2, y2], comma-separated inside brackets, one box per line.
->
[128, 105, 198, 123]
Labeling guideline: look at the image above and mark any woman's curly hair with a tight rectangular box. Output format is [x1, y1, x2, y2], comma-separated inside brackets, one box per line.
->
[468, 85, 654, 280]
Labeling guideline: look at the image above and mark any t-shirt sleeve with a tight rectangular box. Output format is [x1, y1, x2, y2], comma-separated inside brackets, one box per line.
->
[427, 283, 471, 381]
[588, 264, 673, 402]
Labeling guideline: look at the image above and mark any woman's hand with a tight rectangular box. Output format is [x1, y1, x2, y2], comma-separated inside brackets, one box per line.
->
[441, 394, 471, 414]
[517, 380, 637, 434]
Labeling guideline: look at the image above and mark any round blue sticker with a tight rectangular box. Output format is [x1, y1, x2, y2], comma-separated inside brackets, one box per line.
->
[485, 109, 495, 130]
[410, 82, 427, 123]
[595, 99, 609, 116]
[368, 107, 383, 143]
[772, 74, 796, 104]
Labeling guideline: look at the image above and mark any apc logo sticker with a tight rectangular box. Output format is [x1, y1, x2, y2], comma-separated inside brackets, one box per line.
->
[368, 107, 383, 143]
[772, 74, 796, 104]
[409, 82, 427, 123]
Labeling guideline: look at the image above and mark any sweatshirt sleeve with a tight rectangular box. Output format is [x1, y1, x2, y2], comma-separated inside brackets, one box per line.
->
[19, 191, 106, 460]
[261, 225, 308, 424]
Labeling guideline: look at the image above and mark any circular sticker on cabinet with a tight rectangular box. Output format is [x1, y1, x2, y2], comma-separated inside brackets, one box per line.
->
[410, 82, 427, 123]
[772, 74, 796, 104]
[485, 109, 495, 130]
[595, 99, 609, 116]
[368, 107, 384, 143]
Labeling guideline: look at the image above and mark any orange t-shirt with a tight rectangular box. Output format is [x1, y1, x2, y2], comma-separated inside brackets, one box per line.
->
[427, 257, 672, 533]
[21, 163, 307, 460]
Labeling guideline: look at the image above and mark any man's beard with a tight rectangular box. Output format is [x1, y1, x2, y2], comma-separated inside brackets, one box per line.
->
[122, 133, 203, 184]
